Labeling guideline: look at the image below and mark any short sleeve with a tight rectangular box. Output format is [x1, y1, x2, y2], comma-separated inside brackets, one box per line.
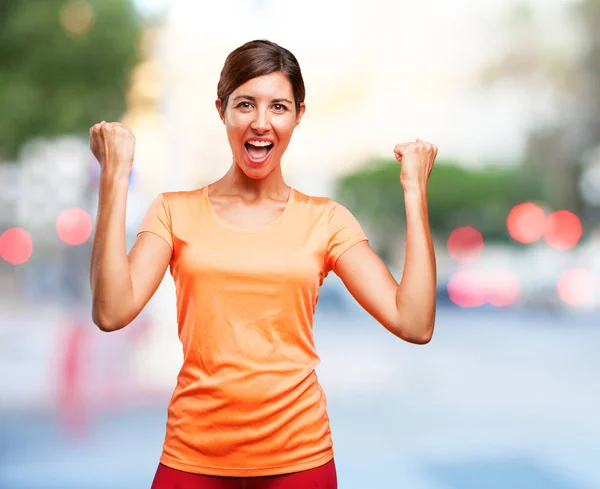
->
[325, 201, 368, 272]
[137, 193, 173, 250]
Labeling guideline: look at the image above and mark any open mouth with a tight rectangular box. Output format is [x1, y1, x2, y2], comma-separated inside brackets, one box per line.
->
[244, 141, 274, 165]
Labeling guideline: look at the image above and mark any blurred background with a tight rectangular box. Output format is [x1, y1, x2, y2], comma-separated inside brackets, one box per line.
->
[1, 0, 600, 488]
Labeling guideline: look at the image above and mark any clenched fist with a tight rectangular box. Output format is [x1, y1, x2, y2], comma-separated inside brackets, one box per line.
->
[89, 121, 136, 178]
[394, 139, 438, 191]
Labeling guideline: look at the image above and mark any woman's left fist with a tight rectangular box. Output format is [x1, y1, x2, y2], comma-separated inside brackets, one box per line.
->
[394, 139, 438, 191]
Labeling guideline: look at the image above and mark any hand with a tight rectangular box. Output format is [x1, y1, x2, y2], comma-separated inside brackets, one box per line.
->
[89, 121, 136, 178]
[394, 139, 438, 191]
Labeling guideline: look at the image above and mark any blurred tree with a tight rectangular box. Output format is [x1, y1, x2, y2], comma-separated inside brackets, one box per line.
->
[0, 0, 142, 162]
[480, 0, 600, 219]
[334, 159, 547, 260]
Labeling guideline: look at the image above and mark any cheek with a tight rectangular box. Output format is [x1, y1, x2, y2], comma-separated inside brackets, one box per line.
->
[227, 112, 242, 126]
[225, 117, 245, 141]
[273, 121, 296, 144]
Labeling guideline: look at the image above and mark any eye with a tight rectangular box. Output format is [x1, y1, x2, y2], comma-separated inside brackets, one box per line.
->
[273, 104, 288, 112]
[235, 101, 253, 110]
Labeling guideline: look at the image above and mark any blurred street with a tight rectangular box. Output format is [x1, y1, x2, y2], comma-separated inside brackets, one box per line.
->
[1, 304, 599, 489]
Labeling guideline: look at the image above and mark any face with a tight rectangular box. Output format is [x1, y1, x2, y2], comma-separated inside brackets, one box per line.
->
[216, 71, 305, 180]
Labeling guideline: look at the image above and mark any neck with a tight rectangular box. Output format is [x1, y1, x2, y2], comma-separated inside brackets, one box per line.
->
[219, 159, 288, 199]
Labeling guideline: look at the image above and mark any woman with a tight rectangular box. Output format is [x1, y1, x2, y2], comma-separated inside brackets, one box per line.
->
[89, 39, 437, 489]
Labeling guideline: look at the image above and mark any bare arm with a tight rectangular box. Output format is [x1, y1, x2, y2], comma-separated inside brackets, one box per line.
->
[90, 175, 171, 332]
[335, 188, 436, 344]
[334, 139, 438, 344]
[89, 121, 171, 332]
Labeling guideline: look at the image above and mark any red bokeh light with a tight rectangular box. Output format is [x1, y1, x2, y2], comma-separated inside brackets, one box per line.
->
[0, 228, 33, 265]
[56, 208, 93, 246]
[447, 267, 520, 308]
[544, 210, 582, 250]
[485, 268, 520, 307]
[447, 269, 487, 308]
[447, 226, 484, 264]
[506, 202, 546, 244]
[556, 268, 594, 306]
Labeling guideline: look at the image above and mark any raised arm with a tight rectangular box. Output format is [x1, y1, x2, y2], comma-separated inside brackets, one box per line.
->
[89, 122, 172, 332]
[335, 139, 437, 344]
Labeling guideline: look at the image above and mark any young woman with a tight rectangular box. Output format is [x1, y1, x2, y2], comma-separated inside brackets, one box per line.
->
[89, 39, 437, 489]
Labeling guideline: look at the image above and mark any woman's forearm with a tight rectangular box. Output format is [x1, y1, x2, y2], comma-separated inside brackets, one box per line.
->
[395, 185, 437, 343]
[90, 173, 134, 331]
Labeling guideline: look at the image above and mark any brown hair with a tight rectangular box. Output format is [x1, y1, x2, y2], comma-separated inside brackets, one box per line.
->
[217, 40, 305, 113]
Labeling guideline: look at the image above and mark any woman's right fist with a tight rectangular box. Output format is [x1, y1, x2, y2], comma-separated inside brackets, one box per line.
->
[89, 121, 136, 177]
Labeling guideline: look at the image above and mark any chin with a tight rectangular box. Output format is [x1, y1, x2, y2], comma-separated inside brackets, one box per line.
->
[244, 169, 269, 180]
[238, 162, 275, 180]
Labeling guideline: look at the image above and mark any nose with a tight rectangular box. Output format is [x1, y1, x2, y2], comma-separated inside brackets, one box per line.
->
[250, 108, 270, 133]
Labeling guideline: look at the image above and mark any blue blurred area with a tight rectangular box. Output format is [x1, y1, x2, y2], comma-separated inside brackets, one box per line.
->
[2, 299, 599, 489]
[427, 458, 588, 489]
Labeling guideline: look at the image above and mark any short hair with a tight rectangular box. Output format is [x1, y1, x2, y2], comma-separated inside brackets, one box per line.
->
[217, 39, 305, 113]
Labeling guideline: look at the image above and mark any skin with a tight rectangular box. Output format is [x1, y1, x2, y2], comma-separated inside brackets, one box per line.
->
[89, 71, 437, 344]
[209, 72, 305, 228]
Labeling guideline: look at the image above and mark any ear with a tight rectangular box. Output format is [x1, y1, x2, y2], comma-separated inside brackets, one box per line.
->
[295, 102, 306, 126]
[215, 99, 225, 123]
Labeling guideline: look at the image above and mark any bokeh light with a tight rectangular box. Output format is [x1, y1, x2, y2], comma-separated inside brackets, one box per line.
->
[544, 210, 582, 250]
[0, 228, 33, 265]
[485, 268, 520, 307]
[556, 268, 594, 306]
[59, 0, 95, 37]
[506, 202, 546, 244]
[447, 269, 487, 308]
[446, 226, 484, 263]
[56, 208, 94, 246]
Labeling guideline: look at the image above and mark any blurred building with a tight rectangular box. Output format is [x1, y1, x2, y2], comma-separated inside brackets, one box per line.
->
[125, 0, 557, 200]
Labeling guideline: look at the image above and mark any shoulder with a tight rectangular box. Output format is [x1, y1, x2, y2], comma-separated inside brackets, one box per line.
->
[145, 188, 205, 224]
[291, 188, 340, 213]
[160, 187, 204, 202]
[292, 188, 357, 221]
[156, 187, 205, 209]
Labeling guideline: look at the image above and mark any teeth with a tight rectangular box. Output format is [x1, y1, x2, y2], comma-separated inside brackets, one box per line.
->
[247, 140, 273, 147]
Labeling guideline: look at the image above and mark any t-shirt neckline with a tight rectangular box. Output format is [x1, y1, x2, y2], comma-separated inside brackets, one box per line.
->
[203, 185, 294, 233]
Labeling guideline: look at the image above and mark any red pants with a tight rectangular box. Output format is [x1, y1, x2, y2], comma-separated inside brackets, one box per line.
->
[150, 459, 337, 489]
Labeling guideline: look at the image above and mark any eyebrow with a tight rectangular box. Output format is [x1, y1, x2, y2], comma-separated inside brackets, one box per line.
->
[233, 95, 293, 104]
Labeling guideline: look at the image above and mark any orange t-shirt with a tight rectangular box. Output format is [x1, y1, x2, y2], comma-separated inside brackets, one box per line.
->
[138, 186, 368, 477]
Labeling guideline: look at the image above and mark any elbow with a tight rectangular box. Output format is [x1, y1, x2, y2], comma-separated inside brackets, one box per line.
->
[93, 316, 122, 333]
[393, 321, 434, 345]
[95, 322, 121, 333]
[408, 331, 433, 345]
[92, 306, 125, 333]
[392, 300, 436, 345]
